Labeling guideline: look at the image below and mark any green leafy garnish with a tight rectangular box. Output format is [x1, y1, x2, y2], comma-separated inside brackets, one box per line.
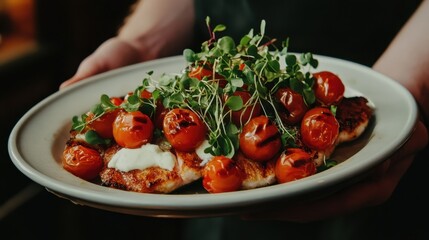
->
[317, 159, 338, 172]
[70, 18, 320, 157]
[85, 130, 111, 145]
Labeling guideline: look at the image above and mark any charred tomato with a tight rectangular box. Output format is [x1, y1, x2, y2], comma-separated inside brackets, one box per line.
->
[275, 148, 316, 183]
[163, 108, 207, 152]
[62, 144, 103, 181]
[239, 115, 282, 162]
[300, 107, 339, 151]
[202, 156, 243, 193]
[113, 110, 154, 148]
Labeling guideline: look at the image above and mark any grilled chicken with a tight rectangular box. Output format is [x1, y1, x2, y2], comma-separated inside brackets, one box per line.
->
[335, 96, 373, 144]
[234, 151, 277, 189]
[67, 96, 372, 194]
[312, 96, 373, 166]
[100, 144, 204, 193]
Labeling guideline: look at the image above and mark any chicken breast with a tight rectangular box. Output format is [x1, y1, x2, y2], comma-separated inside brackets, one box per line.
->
[233, 151, 277, 190]
[312, 96, 374, 166]
[335, 96, 373, 144]
[75, 96, 373, 194]
[100, 144, 204, 193]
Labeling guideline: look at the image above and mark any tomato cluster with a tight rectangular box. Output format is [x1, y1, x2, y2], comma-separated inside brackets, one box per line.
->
[63, 68, 345, 194]
[188, 68, 345, 192]
[63, 96, 208, 181]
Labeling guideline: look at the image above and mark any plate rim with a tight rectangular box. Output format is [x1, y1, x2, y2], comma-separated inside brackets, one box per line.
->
[8, 54, 418, 216]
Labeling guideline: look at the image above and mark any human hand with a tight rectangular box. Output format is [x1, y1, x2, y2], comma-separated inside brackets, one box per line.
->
[60, 37, 143, 89]
[242, 119, 428, 222]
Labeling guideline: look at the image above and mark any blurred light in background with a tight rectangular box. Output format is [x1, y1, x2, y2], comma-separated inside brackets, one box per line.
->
[0, 0, 36, 64]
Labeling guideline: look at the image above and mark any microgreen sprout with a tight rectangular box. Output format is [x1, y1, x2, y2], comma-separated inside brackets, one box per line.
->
[71, 94, 120, 132]
[70, 18, 320, 157]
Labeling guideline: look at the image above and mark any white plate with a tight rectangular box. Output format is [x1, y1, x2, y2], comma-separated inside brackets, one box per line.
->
[8, 54, 417, 218]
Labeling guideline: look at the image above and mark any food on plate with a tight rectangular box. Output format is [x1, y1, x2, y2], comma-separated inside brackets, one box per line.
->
[202, 155, 243, 193]
[61, 18, 373, 194]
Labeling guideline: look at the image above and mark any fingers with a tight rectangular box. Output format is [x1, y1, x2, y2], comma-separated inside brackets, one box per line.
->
[60, 38, 143, 90]
[60, 77, 84, 89]
[60, 56, 104, 89]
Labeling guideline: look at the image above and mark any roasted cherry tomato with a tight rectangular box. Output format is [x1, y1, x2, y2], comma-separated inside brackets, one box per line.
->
[110, 97, 124, 106]
[275, 87, 308, 125]
[188, 65, 213, 80]
[86, 110, 119, 139]
[275, 148, 316, 183]
[202, 156, 243, 193]
[113, 110, 154, 148]
[239, 63, 246, 71]
[140, 89, 153, 99]
[300, 107, 339, 151]
[227, 90, 261, 126]
[163, 108, 207, 152]
[313, 71, 345, 106]
[239, 115, 282, 162]
[188, 63, 227, 87]
[86, 97, 123, 139]
[62, 145, 103, 181]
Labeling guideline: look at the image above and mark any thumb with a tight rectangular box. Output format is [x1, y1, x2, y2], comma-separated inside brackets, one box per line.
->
[60, 38, 143, 89]
[60, 56, 106, 89]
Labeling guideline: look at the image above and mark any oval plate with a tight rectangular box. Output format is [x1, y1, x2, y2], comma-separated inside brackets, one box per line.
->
[8, 54, 417, 218]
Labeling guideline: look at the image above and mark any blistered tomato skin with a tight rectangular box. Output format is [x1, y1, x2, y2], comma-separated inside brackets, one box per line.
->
[203, 156, 243, 193]
[313, 71, 345, 106]
[62, 145, 103, 181]
[275, 87, 308, 125]
[188, 65, 213, 80]
[110, 97, 124, 106]
[86, 110, 119, 139]
[275, 148, 316, 183]
[227, 91, 262, 126]
[300, 107, 339, 151]
[113, 111, 154, 148]
[163, 108, 207, 152]
[86, 97, 123, 139]
[188, 64, 227, 88]
[239, 115, 282, 162]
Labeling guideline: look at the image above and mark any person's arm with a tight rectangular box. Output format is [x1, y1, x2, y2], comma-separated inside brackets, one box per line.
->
[244, 0, 429, 222]
[60, 0, 195, 89]
[373, 0, 429, 122]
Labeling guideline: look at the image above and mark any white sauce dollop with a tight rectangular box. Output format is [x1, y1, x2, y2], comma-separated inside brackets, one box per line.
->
[108, 144, 176, 172]
[195, 140, 214, 166]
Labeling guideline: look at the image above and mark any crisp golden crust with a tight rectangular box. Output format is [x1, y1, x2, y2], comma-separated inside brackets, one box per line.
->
[100, 166, 183, 193]
[64, 95, 373, 194]
[234, 151, 277, 189]
[302, 96, 373, 167]
[100, 144, 183, 193]
[175, 151, 205, 184]
[336, 96, 373, 143]
[99, 144, 205, 193]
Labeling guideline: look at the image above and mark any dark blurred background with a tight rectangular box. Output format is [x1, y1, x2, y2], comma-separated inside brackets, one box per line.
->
[1, 0, 427, 239]
[0, 0, 183, 238]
